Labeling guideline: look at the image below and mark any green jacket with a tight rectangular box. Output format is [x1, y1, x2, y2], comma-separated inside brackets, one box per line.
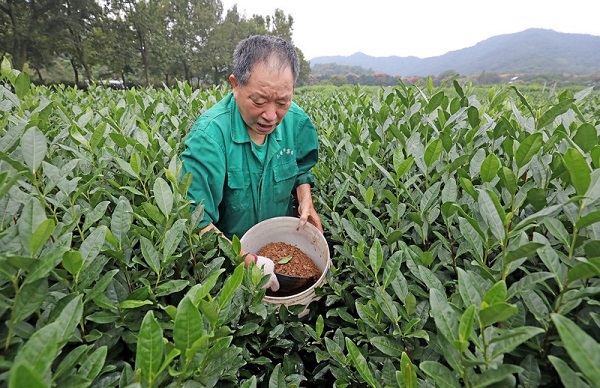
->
[180, 93, 319, 239]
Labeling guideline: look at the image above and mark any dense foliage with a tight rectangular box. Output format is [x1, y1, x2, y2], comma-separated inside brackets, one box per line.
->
[0, 0, 308, 87]
[1, 58, 600, 387]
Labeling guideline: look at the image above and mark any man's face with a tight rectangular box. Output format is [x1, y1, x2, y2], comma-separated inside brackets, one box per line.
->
[230, 62, 294, 144]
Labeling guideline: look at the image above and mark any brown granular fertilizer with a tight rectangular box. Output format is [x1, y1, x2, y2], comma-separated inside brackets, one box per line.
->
[257, 242, 321, 278]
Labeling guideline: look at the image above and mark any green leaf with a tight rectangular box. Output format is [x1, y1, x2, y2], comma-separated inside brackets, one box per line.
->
[154, 177, 173, 217]
[62, 250, 83, 276]
[489, 326, 545, 359]
[573, 123, 598, 153]
[567, 257, 600, 282]
[548, 355, 591, 388]
[12, 278, 48, 323]
[136, 311, 164, 386]
[429, 289, 458, 342]
[140, 236, 161, 275]
[268, 364, 287, 388]
[536, 98, 574, 130]
[420, 361, 460, 388]
[400, 351, 418, 388]
[369, 238, 383, 276]
[482, 280, 508, 306]
[498, 166, 518, 196]
[471, 364, 523, 388]
[78, 345, 107, 381]
[370, 336, 403, 357]
[21, 126, 47, 174]
[218, 263, 244, 310]
[188, 269, 225, 303]
[13, 321, 60, 377]
[480, 153, 500, 183]
[515, 132, 543, 169]
[277, 255, 293, 264]
[9, 362, 47, 388]
[478, 189, 505, 243]
[576, 209, 600, 230]
[424, 138, 443, 168]
[458, 305, 476, 343]
[504, 242, 544, 265]
[551, 313, 600, 384]
[15, 70, 31, 99]
[383, 251, 403, 289]
[564, 148, 591, 196]
[29, 218, 55, 256]
[345, 338, 378, 387]
[80, 226, 107, 268]
[174, 296, 203, 357]
[479, 302, 518, 327]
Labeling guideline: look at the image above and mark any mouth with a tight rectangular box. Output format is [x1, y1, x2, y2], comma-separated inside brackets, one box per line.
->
[257, 122, 275, 132]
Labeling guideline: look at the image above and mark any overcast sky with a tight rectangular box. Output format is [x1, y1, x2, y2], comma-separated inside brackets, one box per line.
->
[220, 0, 600, 60]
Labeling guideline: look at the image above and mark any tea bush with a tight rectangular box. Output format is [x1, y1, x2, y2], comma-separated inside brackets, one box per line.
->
[1, 58, 599, 387]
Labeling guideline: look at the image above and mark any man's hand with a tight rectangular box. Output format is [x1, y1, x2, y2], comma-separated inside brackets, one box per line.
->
[296, 183, 323, 233]
[255, 255, 280, 292]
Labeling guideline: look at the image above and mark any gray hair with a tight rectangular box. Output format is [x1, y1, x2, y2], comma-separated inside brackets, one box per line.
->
[232, 35, 300, 86]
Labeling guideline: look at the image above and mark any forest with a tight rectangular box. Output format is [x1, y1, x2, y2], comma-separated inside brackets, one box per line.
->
[0, 0, 311, 87]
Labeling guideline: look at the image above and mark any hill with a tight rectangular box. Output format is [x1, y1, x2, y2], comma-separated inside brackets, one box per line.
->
[309, 29, 600, 76]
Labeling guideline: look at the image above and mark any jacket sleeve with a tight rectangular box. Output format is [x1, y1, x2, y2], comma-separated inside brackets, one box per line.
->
[294, 114, 319, 188]
[180, 128, 226, 228]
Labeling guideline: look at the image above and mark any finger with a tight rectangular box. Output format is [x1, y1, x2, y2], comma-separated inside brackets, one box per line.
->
[270, 275, 280, 292]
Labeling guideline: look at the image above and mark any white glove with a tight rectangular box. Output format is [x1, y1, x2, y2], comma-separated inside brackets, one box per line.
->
[255, 255, 280, 292]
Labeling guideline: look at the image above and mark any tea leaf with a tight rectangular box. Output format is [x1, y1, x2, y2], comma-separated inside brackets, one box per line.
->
[480, 153, 500, 183]
[478, 189, 505, 243]
[9, 362, 46, 388]
[371, 336, 403, 357]
[400, 352, 418, 388]
[564, 148, 591, 196]
[551, 313, 600, 384]
[548, 355, 591, 388]
[369, 239, 383, 276]
[489, 326, 545, 359]
[471, 364, 523, 387]
[424, 138, 443, 168]
[153, 177, 174, 217]
[218, 263, 244, 309]
[13, 321, 60, 377]
[12, 278, 48, 323]
[430, 289, 458, 342]
[174, 296, 203, 357]
[479, 302, 518, 327]
[567, 258, 600, 282]
[458, 305, 476, 344]
[382, 251, 403, 289]
[78, 345, 107, 381]
[21, 126, 47, 174]
[345, 338, 378, 387]
[515, 132, 543, 169]
[536, 98, 574, 130]
[419, 361, 460, 388]
[29, 218, 55, 256]
[136, 311, 164, 386]
[140, 236, 161, 275]
[277, 255, 293, 264]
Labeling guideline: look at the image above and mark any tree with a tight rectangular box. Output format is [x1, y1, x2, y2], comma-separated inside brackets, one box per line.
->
[57, 0, 104, 84]
[165, 0, 222, 84]
[0, 0, 61, 71]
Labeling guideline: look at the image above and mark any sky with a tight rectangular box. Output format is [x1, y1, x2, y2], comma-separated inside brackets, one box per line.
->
[220, 0, 600, 60]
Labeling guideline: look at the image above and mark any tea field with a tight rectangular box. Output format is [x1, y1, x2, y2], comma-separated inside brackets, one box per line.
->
[1, 57, 600, 387]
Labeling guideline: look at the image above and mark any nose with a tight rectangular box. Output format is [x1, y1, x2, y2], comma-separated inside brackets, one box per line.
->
[262, 104, 277, 122]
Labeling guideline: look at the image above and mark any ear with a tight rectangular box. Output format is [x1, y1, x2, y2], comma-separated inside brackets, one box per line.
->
[229, 74, 237, 89]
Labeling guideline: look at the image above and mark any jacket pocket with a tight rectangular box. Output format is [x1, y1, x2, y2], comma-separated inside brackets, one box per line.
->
[226, 170, 251, 210]
[273, 161, 298, 203]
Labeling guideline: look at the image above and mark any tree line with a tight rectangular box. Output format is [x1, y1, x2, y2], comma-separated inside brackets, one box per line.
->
[0, 0, 311, 87]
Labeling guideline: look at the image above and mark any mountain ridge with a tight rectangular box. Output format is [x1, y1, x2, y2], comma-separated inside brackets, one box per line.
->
[309, 29, 600, 76]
